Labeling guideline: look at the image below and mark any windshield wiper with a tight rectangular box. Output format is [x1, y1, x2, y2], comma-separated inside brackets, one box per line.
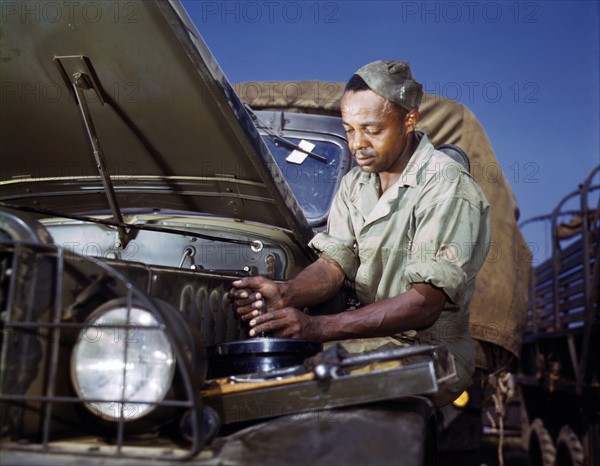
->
[246, 107, 327, 163]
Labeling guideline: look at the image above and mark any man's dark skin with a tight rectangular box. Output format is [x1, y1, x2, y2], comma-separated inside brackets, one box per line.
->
[230, 89, 446, 342]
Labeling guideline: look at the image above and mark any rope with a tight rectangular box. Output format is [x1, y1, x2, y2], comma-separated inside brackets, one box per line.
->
[484, 371, 513, 466]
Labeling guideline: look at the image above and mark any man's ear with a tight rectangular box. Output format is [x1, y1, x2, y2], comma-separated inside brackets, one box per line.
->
[405, 110, 420, 132]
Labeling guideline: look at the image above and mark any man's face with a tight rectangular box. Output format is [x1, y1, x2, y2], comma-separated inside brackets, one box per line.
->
[340, 90, 416, 174]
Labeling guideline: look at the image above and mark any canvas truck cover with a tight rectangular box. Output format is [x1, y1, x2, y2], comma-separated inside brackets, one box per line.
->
[233, 80, 531, 369]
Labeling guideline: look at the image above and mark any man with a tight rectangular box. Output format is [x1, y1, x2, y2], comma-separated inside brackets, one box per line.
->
[231, 60, 491, 406]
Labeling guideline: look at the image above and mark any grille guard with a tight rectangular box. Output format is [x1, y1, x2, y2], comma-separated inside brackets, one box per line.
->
[0, 241, 209, 460]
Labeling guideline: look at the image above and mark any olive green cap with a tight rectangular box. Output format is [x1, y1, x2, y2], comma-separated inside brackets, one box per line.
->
[355, 60, 423, 111]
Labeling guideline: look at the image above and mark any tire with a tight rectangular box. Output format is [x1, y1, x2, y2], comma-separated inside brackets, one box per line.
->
[528, 418, 556, 466]
[555, 425, 584, 466]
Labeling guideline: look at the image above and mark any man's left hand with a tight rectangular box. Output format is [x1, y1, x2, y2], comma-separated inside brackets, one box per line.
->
[248, 307, 321, 341]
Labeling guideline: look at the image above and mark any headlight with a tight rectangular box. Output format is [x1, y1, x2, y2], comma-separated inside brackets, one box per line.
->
[71, 303, 176, 422]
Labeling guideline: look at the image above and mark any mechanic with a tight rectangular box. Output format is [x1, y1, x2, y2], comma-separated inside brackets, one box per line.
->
[230, 60, 491, 406]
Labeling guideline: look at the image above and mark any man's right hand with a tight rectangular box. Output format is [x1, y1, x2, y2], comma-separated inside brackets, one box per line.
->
[229, 276, 284, 322]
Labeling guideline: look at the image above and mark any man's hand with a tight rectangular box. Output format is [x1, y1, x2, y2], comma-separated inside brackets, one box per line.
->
[230, 277, 324, 341]
[248, 307, 322, 341]
[230, 254, 345, 325]
[229, 276, 283, 322]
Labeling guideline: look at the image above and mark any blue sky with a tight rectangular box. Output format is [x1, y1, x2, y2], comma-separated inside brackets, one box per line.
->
[181, 0, 599, 262]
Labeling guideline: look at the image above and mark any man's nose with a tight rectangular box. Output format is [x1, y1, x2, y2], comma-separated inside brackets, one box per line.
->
[350, 131, 367, 152]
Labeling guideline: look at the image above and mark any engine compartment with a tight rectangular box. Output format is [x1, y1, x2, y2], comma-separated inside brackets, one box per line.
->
[42, 213, 302, 280]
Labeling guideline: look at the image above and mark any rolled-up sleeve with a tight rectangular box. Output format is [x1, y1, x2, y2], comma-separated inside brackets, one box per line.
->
[309, 231, 358, 279]
[403, 192, 491, 307]
[309, 179, 359, 280]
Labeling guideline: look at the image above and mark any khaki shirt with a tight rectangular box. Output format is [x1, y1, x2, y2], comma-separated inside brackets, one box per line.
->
[309, 133, 491, 405]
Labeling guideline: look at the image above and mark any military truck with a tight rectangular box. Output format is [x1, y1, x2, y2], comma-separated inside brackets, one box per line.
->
[518, 166, 599, 466]
[1, 1, 529, 464]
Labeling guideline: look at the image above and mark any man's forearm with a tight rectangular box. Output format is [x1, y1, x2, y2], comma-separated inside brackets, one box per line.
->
[316, 283, 445, 341]
[280, 255, 346, 309]
[245, 282, 446, 343]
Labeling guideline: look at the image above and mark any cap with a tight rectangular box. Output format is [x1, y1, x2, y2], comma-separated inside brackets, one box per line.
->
[355, 60, 423, 111]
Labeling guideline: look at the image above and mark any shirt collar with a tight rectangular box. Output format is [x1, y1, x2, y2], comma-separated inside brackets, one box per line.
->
[396, 131, 433, 188]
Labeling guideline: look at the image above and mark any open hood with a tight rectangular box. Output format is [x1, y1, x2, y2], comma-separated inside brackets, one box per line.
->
[0, 0, 314, 243]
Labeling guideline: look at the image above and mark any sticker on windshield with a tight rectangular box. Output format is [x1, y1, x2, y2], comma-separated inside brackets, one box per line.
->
[286, 140, 316, 164]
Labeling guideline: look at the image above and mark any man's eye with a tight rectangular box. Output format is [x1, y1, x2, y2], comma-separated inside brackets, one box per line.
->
[365, 128, 380, 135]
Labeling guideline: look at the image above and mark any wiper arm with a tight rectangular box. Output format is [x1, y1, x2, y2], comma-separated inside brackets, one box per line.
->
[268, 134, 327, 163]
[246, 107, 327, 163]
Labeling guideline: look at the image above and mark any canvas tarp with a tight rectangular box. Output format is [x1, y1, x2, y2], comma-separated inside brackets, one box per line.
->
[233, 81, 531, 370]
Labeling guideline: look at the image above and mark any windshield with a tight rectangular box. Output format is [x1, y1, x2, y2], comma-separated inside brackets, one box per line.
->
[263, 137, 343, 225]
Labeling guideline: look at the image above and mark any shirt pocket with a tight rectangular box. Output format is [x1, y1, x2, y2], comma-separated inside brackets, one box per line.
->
[380, 239, 415, 270]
